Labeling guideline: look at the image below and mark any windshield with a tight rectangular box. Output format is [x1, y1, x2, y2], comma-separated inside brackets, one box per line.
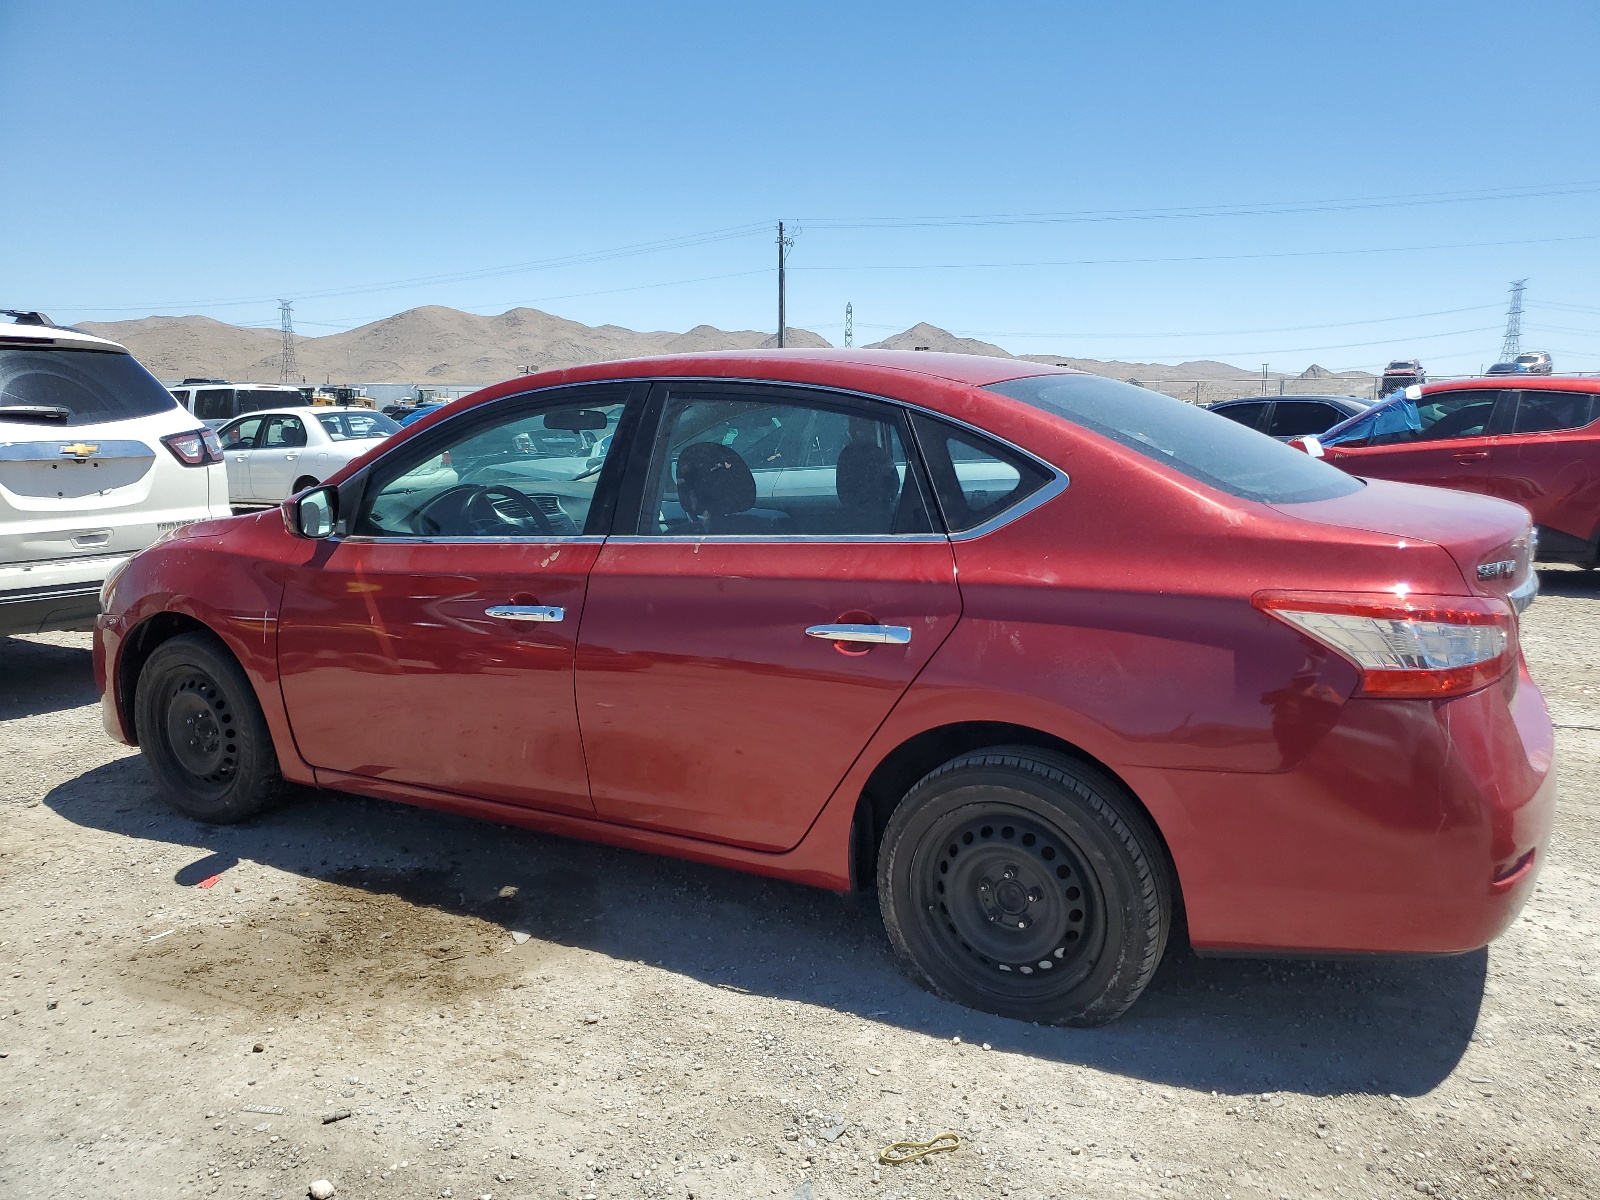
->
[317, 410, 399, 440]
[0, 347, 181, 427]
[986, 374, 1361, 504]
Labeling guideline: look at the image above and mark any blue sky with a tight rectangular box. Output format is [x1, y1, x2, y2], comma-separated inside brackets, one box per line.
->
[2, 1, 1597, 373]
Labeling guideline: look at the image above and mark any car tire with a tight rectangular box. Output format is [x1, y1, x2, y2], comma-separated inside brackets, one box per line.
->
[291, 476, 318, 494]
[133, 631, 284, 824]
[877, 747, 1170, 1026]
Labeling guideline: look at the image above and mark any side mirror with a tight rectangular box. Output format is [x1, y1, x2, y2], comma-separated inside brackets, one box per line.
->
[285, 486, 337, 539]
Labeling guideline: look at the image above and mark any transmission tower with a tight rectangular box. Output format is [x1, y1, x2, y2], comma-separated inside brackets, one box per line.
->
[1499, 279, 1527, 362]
[278, 300, 299, 383]
[844, 302, 853, 348]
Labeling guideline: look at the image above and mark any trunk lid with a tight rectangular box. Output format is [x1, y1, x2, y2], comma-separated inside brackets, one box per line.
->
[1273, 477, 1535, 608]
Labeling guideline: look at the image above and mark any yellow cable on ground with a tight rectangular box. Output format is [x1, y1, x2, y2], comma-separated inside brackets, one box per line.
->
[878, 1132, 962, 1165]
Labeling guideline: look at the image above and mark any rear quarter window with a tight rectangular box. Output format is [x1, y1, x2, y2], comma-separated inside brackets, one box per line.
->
[987, 374, 1361, 504]
[0, 347, 181, 428]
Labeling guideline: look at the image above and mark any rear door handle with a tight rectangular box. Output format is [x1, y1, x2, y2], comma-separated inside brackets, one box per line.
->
[805, 623, 912, 645]
[485, 605, 565, 622]
[1452, 450, 1489, 463]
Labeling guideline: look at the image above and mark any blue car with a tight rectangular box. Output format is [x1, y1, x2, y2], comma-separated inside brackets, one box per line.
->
[398, 402, 448, 427]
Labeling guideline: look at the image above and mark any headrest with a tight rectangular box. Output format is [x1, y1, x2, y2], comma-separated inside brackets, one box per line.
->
[836, 439, 899, 510]
[676, 440, 757, 518]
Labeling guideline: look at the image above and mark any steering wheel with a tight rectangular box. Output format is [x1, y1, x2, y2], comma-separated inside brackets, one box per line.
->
[412, 483, 557, 536]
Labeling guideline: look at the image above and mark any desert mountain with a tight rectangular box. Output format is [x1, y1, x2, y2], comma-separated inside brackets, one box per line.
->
[76, 307, 1374, 404]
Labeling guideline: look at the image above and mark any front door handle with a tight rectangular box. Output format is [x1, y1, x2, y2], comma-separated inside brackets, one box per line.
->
[485, 605, 565, 622]
[1452, 450, 1489, 463]
[805, 623, 912, 645]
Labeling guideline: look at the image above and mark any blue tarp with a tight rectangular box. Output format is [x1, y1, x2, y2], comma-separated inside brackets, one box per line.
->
[1321, 390, 1421, 447]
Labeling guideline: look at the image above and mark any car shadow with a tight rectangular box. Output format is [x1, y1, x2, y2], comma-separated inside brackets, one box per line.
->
[45, 756, 1486, 1099]
[1536, 564, 1600, 598]
[0, 634, 100, 720]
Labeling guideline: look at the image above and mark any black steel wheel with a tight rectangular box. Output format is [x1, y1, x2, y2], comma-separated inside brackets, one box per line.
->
[878, 747, 1170, 1026]
[134, 631, 283, 823]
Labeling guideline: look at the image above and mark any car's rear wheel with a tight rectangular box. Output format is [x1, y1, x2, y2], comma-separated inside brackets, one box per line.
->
[877, 747, 1169, 1026]
[134, 631, 283, 823]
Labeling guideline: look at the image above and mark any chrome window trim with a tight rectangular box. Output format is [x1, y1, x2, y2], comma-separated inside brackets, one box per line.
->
[603, 534, 950, 545]
[337, 534, 608, 546]
[947, 471, 1070, 541]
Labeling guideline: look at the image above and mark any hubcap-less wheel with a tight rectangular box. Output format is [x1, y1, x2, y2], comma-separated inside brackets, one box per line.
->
[918, 807, 1106, 994]
[877, 748, 1169, 1026]
[163, 674, 238, 788]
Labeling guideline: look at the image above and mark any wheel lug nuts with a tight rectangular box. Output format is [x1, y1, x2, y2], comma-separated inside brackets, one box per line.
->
[1028, 889, 1041, 903]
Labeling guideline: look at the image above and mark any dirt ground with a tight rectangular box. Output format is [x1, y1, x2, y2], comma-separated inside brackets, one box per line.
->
[1, 570, 1597, 1200]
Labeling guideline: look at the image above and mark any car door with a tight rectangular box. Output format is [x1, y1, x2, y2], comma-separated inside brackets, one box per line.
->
[575, 381, 963, 852]
[248, 414, 310, 501]
[275, 384, 641, 814]
[1323, 388, 1511, 494]
[1486, 388, 1600, 544]
[216, 415, 265, 504]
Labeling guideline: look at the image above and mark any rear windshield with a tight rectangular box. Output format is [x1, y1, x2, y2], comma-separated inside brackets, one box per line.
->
[986, 374, 1362, 504]
[0, 347, 181, 428]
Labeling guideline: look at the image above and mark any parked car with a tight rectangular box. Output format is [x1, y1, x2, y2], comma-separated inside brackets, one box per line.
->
[168, 381, 311, 429]
[1295, 376, 1600, 565]
[1487, 352, 1554, 377]
[1380, 359, 1425, 394]
[97, 350, 1553, 1025]
[214, 406, 405, 504]
[0, 311, 229, 637]
[398, 401, 449, 427]
[1208, 394, 1373, 440]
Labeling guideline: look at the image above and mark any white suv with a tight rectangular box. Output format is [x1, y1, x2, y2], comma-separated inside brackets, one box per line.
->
[0, 312, 231, 637]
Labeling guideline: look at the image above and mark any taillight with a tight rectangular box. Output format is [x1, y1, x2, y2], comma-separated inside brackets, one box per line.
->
[1254, 590, 1515, 699]
[161, 428, 224, 467]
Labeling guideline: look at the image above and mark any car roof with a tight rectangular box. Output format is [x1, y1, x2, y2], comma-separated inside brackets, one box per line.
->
[222, 405, 379, 422]
[459, 348, 1072, 412]
[1428, 375, 1600, 394]
[177, 382, 304, 390]
[0, 323, 126, 350]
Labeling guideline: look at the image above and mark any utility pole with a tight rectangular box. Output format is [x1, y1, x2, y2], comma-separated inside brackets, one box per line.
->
[844, 302, 853, 348]
[278, 300, 298, 384]
[1499, 279, 1527, 362]
[1261, 363, 1269, 396]
[776, 221, 796, 347]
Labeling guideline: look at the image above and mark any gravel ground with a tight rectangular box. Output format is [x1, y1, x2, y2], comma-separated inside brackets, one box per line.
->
[1, 570, 1597, 1200]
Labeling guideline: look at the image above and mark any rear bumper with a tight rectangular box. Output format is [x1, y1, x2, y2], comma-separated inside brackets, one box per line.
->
[0, 555, 128, 636]
[1128, 659, 1555, 955]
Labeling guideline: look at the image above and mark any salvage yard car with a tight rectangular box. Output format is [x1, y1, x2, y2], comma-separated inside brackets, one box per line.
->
[1297, 376, 1600, 566]
[95, 349, 1554, 1026]
[1207, 393, 1373, 440]
[214, 405, 402, 505]
[1, 311, 229, 637]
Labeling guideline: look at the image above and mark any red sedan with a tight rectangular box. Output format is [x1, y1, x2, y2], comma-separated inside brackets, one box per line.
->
[94, 350, 1554, 1025]
[1305, 376, 1600, 566]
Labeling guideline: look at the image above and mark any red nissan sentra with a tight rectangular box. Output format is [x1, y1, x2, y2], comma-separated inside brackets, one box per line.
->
[94, 351, 1555, 1025]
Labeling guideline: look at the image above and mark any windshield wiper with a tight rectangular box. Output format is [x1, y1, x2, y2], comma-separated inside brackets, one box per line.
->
[0, 404, 71, 422]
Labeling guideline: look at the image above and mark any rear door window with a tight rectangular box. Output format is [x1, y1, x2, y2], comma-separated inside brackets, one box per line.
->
[1407, 390, 1504, 442]
[195, 389, 235, 422]
[1268, 402, 1347, 438]
[0, 348, 182, 428]
[1212, 401, 1269, 430]
[238, 389, 303, 414]
[1511, 390, 1595, 434]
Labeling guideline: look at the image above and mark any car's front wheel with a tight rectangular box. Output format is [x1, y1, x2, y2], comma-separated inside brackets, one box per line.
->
[878, 747, 1170, 1026]
[134, 631, 283, 823]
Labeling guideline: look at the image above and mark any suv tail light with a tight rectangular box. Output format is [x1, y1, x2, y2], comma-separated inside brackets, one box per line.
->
[161, 427, 224, 467]
[1254, 590, 1515, 699]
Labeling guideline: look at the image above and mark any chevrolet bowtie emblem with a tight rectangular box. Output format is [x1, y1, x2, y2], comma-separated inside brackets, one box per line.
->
[60, 443, 99, 458]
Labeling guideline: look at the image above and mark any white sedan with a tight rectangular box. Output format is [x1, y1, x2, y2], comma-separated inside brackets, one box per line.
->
[215, 406, 403, 505]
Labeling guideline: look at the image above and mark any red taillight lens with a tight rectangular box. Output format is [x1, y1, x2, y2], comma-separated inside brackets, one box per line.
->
[1254, 590, 1515, 699]
[161, 428, 223, 467]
